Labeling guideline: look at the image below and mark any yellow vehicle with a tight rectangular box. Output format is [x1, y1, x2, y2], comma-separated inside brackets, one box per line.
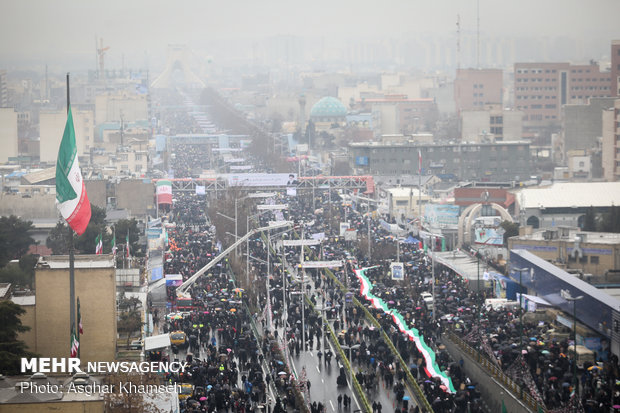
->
[170, 331, 187, 347]
[177, 383, 193, 401]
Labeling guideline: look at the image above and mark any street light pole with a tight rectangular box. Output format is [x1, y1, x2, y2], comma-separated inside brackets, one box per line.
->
[561, 289, 583, 409]
[431, 234, 435, 322]
[512, 267, 529, 351]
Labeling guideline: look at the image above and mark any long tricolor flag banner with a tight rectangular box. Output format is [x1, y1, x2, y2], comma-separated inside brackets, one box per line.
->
[156, 180, 173, 205]
[55, 106, 91, 235]
[354, 267, 456, 393]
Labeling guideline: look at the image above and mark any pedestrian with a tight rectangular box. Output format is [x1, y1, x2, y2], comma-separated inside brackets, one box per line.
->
[338, 394, 343, 409]
[377, 401, 382, 413]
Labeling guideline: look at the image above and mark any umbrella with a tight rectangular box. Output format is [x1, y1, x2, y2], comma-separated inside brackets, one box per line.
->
[588, 365, 601, 371]
[278, 371, 287, 375]
[403, 396, 410, 401]
[230, 308, 237, 312]
[439, 385, 448, 391]
[200, 397, 207, 401]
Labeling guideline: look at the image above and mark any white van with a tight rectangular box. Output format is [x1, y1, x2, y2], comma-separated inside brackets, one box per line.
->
[421, 292, 434, 310]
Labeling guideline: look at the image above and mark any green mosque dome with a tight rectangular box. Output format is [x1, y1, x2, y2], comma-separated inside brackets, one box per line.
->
[309, 97, 347, 119]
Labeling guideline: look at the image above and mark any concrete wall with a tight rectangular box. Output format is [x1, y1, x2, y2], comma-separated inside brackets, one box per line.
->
[39, 109, 94, 164]
[461, 111, 490, 142]
[442, 332, 535, 413]
[0, 193, 57, 220]
[0, 400, 104, 413]
[116, 179, 155, 217]
[563, 98, 615, 153]
[34, 256, 117, 364]
[84, 180, 107, 209]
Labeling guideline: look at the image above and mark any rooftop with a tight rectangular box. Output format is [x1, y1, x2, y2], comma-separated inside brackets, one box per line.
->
[349, 140, 530, 148]
[514, 182, 620, 209]
[37, 255, 115, 269]
[512, 228, 620, 245]
[11, 295, 35, 306]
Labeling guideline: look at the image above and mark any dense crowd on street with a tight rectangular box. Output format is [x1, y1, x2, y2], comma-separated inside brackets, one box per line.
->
[151, 124, 620, 413]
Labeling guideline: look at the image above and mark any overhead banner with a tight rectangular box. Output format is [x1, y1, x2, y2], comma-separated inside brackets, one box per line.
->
[165, 273, 183, 287]
[339, 222, 350, 236]
[474, 227, 504, 245]
[227, 173, 297, 187]
[298, 260, 343, 269]
[156, 180, 173, 204]
[248, 192, 277, 198]
[424, 204, 460, 226]
[230, 165, 253, 170]
[282, 239, 321, 247]
[344, 229, 358, 241]
[391, 262, 405, 280]
[257, 204, 288, 210]
[195, 185, 206, 195]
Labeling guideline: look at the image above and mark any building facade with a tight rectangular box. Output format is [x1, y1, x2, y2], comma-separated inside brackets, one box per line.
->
[461, 108, 523, 142]
[30, 255, 117, 364]
[562, 97, 616, 153]
[514, 62, 612, 125]
[602, 99, 620, 181]
[349, 140, 531, 182]
[612, 40, 620, 97]
[508, 228, 620, 277]
[0, 108, 18, 163]
[454, 68, 503, 113]
[39, 109, 95, 164]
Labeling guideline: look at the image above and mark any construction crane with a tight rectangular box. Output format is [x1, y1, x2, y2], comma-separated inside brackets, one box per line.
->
[97, 38, 110, 80]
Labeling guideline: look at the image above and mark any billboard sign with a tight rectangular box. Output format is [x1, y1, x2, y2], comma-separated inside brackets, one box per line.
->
[227, 173, 297, 187]
[391, 262, 405, 280]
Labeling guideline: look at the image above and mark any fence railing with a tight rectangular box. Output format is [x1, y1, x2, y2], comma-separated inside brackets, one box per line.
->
[323, 267, 435, 413]
[445, 330, 547, 413]
[305, 295, 372, 413]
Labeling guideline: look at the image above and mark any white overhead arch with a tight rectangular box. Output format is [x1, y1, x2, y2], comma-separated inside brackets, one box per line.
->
[457, 202, 513, 247]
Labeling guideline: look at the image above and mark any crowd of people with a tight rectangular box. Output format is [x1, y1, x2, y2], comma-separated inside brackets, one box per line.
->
[152, 134, 619, 413]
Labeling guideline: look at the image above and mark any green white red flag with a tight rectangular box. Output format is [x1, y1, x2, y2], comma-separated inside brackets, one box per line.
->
[70, 323, 79, 357]
[95, 234, 103, 254]
[55, 106, 91, 235]
[156, 180, 173, 205]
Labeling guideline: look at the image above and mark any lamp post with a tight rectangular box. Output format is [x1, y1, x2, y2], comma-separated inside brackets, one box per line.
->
[561, 289, 583, 407]
[512, 267, 529, 351]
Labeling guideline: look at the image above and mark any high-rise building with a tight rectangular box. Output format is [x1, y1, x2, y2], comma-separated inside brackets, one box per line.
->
[514, 62, 612, 126]
[0, 108, 18, 163]
[0, 70, 8, 108]
[602, 99, 620, 181]
[454, 68, 503, 113]
[612, 40, 620, 97]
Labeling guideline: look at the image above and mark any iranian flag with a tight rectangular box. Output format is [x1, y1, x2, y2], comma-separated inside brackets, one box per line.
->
[55, 106, 91, 235]
[111, 233, 117, 255]
[77, 297, 83, 334]
[70, 323, 79, 358]
[95, 234, 103, 255]
[156, 180, 172, 205]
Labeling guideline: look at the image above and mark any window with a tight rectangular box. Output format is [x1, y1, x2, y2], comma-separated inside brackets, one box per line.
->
[590, 256, 599, 264]
[579, 255, 588, 264]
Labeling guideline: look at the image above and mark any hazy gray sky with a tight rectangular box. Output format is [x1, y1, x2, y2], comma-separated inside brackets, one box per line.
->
[1, 0, 619, 70]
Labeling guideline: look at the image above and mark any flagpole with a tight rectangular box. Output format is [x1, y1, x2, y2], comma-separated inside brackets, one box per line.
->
[77, 297, 81, 358]
[67, 73, 77, 356]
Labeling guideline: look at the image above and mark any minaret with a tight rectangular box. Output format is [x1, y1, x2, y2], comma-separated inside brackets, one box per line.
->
[298, 94, 306, 136]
